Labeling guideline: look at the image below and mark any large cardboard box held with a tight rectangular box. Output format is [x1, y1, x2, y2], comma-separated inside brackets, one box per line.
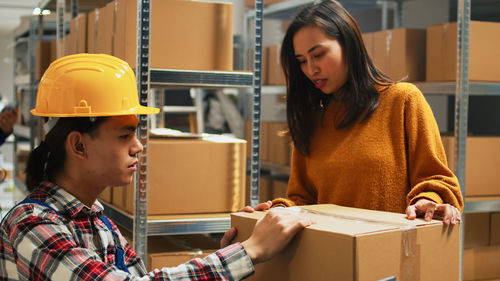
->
[114, 135, 246, 215]
[426, 21, 500, 82]
[232, 204, 460, 281]
[367, 28, 426, 82]
[441, 136, 500, 197]
[114, 0, 233, 71]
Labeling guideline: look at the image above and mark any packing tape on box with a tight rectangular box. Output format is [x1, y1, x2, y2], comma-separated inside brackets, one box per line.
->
[283, 206, 420, 281]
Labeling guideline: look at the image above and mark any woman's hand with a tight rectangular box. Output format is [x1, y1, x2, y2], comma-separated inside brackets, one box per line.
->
[406, 198, 461, 225]
[238, 200, 272, 213]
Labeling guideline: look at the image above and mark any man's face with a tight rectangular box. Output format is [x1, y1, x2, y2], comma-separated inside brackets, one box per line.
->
[82, 115, 142, 187]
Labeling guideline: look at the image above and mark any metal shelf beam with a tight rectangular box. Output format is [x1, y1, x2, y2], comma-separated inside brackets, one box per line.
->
[464, 199, 500, 214]
[149, 69, 253, 88]
[101, 202, 230, 236]
[414, 82, 500, 96]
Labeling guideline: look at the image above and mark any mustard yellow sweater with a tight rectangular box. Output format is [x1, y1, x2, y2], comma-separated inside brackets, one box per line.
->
[273, 83, 463, 213]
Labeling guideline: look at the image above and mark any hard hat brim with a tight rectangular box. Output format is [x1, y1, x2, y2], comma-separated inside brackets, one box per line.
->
[30, 105, 160, 117]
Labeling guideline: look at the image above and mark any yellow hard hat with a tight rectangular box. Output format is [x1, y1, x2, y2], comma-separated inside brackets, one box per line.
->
[31, 53, 159, 117]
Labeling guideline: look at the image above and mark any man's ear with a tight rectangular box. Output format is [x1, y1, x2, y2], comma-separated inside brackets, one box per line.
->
[66, 131, 86, 159]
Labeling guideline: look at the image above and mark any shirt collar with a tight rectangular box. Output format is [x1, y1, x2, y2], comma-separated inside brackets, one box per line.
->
[37, 182, 104, 218]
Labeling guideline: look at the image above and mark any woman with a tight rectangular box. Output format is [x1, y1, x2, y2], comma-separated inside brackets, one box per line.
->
[0, 54, 312, 280]
[262, 0, 463, 224]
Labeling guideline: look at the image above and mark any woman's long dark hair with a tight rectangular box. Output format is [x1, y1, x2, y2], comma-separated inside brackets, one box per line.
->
[25, 117, 108, 192]
[281, 0, 394, 156]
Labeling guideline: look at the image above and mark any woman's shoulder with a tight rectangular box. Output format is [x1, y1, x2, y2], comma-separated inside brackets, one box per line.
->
[381, 82, 425, 103]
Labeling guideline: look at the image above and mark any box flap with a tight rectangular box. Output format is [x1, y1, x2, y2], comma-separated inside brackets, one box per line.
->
[232, 204, 442, 237]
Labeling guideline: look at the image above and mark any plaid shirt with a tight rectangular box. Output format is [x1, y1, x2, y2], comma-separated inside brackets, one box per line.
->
[0, 182, 254, 280]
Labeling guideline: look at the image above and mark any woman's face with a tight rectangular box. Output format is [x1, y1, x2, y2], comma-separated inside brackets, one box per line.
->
[293, 25, 348, 94]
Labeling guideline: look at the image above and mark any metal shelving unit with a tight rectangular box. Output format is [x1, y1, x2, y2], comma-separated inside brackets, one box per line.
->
[35, 0, 255, 263]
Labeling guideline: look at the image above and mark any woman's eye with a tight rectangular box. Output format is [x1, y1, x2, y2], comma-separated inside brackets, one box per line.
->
[298, 60, 306, 65]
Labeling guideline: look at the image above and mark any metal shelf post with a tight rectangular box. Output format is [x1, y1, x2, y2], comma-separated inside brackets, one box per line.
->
[250, 0, 264, 207]
[133, 0, 151, 263]
[455, 1, 471, 280]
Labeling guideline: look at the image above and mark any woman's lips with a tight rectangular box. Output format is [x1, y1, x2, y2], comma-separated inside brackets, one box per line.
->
[314, 79, 326, 89]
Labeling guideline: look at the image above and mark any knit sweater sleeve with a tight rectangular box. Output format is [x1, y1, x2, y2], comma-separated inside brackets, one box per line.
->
[403, 84, 464, 211]
[272, 145, 318, 207]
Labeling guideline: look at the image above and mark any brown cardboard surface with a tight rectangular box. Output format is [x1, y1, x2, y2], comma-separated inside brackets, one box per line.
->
[267, 44, 285, 85]
[361, 32, 374, 60]
[371, 28, 426, 81]
[35, 41, 51, 80]
[463, 246, 500, 281]
[491, 213, 500, 246]
[115, 0, 233, 71]
[119, 228, 218, 271]
[118, 135, 246, 215]
[464, 213, 490, 249]
[97, 2, 114, 55]
[98, 187, 113, 203]
[69, 13, 87, 54]
[50, 39, 57, 61]
[267, 122, 291, 166]
[232, 204, 459, 281]
[427, 21, 500, 82]
[86, 9, 97, 53]
[442, 136, 500, 197]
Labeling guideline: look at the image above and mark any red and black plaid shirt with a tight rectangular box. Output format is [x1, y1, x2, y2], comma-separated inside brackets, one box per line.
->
[0, 182, 253, 280]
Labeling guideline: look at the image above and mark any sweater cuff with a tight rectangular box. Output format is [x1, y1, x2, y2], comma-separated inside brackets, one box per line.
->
[271, 198, 296, 208]
[409, 192, 444, 206]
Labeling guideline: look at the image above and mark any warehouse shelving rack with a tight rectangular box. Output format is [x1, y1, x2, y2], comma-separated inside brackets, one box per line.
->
[33, 0, 255, 263]
[11, 13, 62, 196]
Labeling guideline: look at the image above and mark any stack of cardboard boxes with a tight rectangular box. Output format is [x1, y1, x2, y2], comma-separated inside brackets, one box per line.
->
[36, 0, 235, 77]
[100, 134, 247, 215]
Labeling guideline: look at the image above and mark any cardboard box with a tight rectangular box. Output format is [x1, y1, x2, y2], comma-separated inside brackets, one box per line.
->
[370, 28, 426, 81]
[97, 2, 114, 55]
[232, 204, 460, 281]
[87, 9, 97, 53]
[267, 122, 291, 166]
[464, 213, 490, 249]
[147, 235, 218, 271]
[116, 135, 246, 215]
[267, 44, 285, 85]
[35, 40, 52, 80]
[114, 0, 233, 71]
[492, 213, 500, 246]
[441, 136, 500, 197]
[50, 39, 57, 61]
[361, 32, 374, 60]
[426, 21, 500, 82]
[69, 13, 87, 54]
[98, 187, 113, 203]
[463, 246, 500, 281]
[119, 228, 218, 271]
